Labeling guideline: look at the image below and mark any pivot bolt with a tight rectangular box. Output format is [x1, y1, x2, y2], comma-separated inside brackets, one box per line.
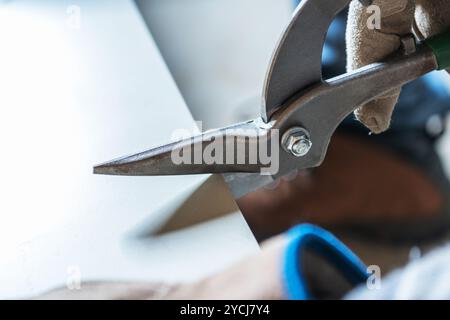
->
[281, 127, 312, 157]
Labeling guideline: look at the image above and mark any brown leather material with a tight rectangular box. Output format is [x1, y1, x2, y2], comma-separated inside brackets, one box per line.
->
[237, 133, 443, 241]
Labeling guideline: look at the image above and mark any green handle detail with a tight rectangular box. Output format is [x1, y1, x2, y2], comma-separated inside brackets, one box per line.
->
[425, 29, 450, 70]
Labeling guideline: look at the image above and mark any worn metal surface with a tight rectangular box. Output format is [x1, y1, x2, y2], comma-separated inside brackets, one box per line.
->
[94, 120, 273, 175]
[270, 46, 438, 179]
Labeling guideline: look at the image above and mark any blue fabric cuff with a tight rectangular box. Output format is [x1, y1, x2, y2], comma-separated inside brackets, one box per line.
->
[283, 224, 369, 300]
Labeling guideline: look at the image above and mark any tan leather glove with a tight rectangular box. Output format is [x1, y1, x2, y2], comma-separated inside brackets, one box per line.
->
[346, 0, 450, 134]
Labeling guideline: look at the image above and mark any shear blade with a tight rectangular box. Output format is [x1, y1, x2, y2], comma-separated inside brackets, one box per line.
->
[94, 120, 274, 176]
[262, 0, 350, 121]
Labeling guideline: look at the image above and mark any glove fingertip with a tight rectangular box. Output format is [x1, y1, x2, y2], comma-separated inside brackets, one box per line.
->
[354, 95, 399, 134]
[355, 112, 391, 134]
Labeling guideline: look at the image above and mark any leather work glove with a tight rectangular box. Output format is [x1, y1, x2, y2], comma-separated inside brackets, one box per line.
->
[346, 0, 450, 134]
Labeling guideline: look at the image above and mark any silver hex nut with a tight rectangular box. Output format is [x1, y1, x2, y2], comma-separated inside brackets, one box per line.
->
[281, 127, 312, 157]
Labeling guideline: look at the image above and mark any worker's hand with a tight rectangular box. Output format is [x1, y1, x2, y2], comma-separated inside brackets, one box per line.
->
[32, 231, 355, 300]
[346, 0, 450, 134]
[33, 236, 287, 300]
[33, 282, 174, 300]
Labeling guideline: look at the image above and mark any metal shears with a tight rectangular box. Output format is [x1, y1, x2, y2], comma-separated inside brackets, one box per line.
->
[94, 0, 450, 198]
